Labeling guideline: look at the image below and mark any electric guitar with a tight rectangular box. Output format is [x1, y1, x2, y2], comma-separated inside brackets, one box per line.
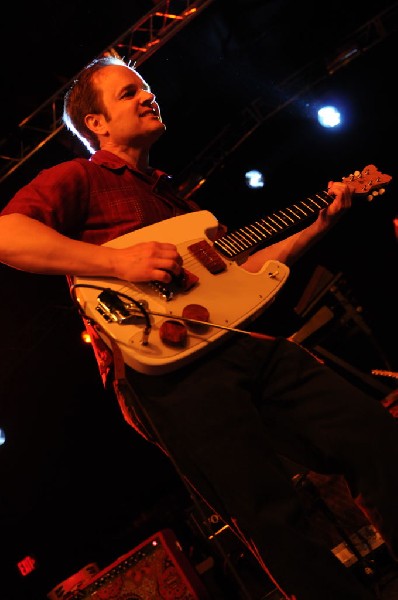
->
[72, 165, 391, 375]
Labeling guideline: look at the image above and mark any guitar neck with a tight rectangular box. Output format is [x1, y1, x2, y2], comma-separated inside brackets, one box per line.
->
[213, 163, 392, 261]
[213, 190, 333, 260]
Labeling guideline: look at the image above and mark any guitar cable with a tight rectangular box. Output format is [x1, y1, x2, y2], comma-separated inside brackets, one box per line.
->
[70, 282, 279, 344]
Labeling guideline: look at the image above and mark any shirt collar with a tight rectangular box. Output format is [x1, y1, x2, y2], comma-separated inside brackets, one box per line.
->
[89, 150, 167, 182]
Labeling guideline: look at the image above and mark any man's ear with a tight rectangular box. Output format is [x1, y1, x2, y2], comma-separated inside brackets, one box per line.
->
[85, 113, 107, 135]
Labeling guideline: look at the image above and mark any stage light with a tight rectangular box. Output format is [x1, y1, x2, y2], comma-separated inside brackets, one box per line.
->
[245, 169, 264, 189]
[81, 331, 92, 344]
[317, 105, 342, 129]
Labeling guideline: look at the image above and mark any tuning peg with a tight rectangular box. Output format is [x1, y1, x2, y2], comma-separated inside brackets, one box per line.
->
[368, 188, 386, 201]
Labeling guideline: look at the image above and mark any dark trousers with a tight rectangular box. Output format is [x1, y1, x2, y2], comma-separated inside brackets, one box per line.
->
[125, 336, 398, 599]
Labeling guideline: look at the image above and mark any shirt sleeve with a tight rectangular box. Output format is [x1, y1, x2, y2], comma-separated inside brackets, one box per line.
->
[0, 159, 90, 238]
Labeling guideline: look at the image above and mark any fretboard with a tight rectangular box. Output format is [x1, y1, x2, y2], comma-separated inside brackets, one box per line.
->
[213, 190, 333, 260]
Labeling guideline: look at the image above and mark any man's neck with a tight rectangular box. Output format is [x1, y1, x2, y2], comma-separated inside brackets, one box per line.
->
[100, 145, 151, 175]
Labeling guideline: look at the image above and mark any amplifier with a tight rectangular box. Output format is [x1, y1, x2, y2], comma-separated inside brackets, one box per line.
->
[47, 564, 100, 600]
[68, 529, 209, 600]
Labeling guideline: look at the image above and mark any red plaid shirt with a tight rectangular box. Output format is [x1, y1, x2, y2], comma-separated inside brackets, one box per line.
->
[1, 151, 201, 407]
[1, 150, 199, 243]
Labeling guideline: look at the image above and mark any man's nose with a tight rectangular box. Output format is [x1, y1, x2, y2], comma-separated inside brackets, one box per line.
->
[142, 90, 156, 103]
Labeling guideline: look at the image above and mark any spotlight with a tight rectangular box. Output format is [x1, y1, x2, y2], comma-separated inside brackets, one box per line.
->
[245, 169, 264, 189]
[317, 105, 342, 129]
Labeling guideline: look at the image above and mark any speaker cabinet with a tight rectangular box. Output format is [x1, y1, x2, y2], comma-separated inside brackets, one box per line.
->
[66, 529, 209, 599]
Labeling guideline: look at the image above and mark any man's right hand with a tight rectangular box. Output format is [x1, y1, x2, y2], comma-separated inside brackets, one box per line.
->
[111, 241, 183, 283]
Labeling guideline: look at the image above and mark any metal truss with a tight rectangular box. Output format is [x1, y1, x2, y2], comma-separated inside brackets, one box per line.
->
[1, 1, 397, 196]
[0, 0, 214, 184]
[175, 3, 398, 199]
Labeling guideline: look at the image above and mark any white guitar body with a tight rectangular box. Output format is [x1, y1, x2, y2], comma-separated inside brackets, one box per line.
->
[73, 211, 290, 375]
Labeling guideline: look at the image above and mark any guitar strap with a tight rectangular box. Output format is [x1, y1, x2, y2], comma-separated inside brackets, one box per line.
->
[82, 317, 156, 442]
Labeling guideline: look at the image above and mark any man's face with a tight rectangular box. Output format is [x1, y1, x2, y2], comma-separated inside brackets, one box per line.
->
[93, 65, 166, 148]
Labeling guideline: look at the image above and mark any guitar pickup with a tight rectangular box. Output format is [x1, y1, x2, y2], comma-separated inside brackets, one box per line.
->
[96, 289, 148, 324]
[188, 240, 227, 273]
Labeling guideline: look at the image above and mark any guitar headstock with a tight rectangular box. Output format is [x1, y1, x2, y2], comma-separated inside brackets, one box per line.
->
[342, 164, 392, 201]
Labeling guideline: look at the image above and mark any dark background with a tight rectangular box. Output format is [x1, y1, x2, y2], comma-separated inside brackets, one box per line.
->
[0, 1, 397, 598]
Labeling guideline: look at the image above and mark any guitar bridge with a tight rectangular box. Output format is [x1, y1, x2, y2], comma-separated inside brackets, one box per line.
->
[96, 289, 148, 324]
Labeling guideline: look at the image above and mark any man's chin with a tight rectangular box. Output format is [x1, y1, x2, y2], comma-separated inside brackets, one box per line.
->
[152, 122, 166, 138]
